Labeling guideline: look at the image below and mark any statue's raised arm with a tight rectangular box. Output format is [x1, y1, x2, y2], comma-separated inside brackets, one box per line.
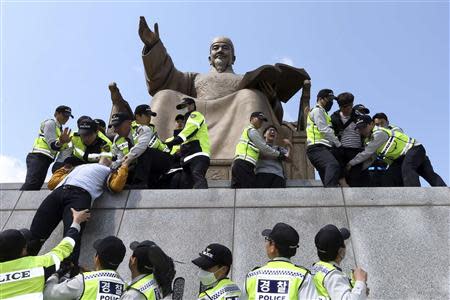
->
[139, 16, 197, 97]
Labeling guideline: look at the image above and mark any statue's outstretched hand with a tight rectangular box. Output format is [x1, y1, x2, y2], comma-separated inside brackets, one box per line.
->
[108, 82, 124, 104]
[139, 16, 159, 47]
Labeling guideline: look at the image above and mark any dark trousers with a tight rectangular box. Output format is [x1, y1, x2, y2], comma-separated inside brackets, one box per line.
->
[400, 145, 446, 187]
[256, 173, 286, 188]
[180, 156, 210, 189]
[21, 153, 53, 190]
[29, 185, 92, 266]
[333, 147, 370, 187]
[133, 148, 173, 188]
[231, 159, 256, 188]
[306, 145, 340, 187]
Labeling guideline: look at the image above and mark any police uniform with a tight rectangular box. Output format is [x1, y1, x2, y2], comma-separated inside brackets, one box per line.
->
[44, 236, 127, 300]
[111, 112, 172, 188]
[165, 98, 211, 189]
[348, 116, 446, 187]
[312, 225, 367, 300]
[53, 119, 113, 172]
[306, 89, 342, 187]
[232, 112, 283, 188]
[192, 244, 241, 300]
[21, 105, 73, 190]
[244, 223, 317, 300]
[0, 225, 80, 299]
[122, 240, 175, 300]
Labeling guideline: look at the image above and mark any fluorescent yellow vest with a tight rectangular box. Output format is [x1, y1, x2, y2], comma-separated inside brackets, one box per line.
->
[80, 270, 126, 300]
[245, 260, 309, 300]
[148, 124, 170, 153]
[306, 106, 333, 147]
[198, 278, 241, 300]
[311, 261, 354, 299]
[234, 125, 260, 165]
[0, 237, 74, 300]
[31, 119, 61, 159]
[70, 133, 113, 162]
[372, 126, 415, 164]
[128, 273, 161, 300]
[178, 111, 210, 162]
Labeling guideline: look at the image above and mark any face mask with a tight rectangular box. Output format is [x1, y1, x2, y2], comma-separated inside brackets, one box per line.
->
[324, 100, 333, 112]
[197, 269, 218, 286]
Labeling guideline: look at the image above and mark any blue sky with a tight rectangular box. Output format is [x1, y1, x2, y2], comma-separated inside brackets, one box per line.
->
[0, 1, 448, 184]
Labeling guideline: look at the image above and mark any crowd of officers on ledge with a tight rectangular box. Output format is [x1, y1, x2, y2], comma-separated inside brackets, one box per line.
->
[0, 220, 369, 300]
[20, 87, 446, 191]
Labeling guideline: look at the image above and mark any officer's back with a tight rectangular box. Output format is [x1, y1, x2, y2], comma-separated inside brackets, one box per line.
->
[244, 223, 317, 300]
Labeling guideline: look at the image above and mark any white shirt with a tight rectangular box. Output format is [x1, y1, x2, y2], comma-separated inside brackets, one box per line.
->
[57, 164, 111, 200]
[323, 262, 367, 300]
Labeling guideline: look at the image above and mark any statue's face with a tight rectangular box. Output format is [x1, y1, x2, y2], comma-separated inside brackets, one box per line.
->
[209, 42, 234, 73]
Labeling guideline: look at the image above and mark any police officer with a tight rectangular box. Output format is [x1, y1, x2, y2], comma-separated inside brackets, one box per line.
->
[21, 105, 73, 190]
[44, 236, 127, 299]
[372, 112, 403, 133]
[347, 115, 446, 187]
[165, 98, 211, 189]
[0, 209, 89, 299]
[244, 223, 317, 299]
[232, 112, 287, 188]
[306, 89, 342, 187]
[192, 243, 241, 300]
[311, 224, 368, 300]
[53, 118, 113, 172]
[122, 240, 176, 300]
[94, 118, 107, 134]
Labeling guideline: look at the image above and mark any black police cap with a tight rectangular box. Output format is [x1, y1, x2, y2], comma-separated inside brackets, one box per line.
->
[192, 243, 233, 270]
[262, 223, 299, 248]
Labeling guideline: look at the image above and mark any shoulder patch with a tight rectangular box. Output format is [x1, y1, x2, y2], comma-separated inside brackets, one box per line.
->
[190, 113, 197, 118]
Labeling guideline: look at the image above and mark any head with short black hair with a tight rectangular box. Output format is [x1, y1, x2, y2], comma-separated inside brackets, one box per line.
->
[263, 125, 278, 143]
[372, 112, 389, 128]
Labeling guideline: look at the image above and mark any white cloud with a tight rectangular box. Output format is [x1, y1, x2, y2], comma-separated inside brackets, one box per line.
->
[279, 56, 294, 66]
[0, 155, 27, 183]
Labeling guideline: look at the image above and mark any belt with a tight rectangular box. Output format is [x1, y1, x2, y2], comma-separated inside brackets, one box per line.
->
[62, 185, 89, 194]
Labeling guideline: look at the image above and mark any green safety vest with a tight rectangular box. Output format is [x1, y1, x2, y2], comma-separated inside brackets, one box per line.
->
[148, 124, 170, 153]
[80, 270, 126, 300]
[70, 133, 113, 162]
[388, 124, 402, 133]
[31, 119, 62, 159]
[128, 273, 162, 300]
[198, 278, 241, 300]
[245, 260, 309, 300]
[306, 106, 333, 147]
[311, 261, 354, 299]
[178, 111, 210, 162]
[234, 125, 260, 165]
[0, 237, 75, 299]
[372, 126, 415, 164]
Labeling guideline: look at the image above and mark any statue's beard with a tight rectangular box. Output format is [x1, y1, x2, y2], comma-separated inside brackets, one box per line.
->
[212, 57, 230, 73]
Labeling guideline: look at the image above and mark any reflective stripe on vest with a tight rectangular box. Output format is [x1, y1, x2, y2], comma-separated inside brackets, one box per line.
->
[148, 125, 170, 153]
[31, 119, 61, 159]
[245, 261, 308, 300]
[80, 270, 125, 300]
[180, 111, 211, 162]
[311, 261, 353, 299]
[234, 125, 260, 165]
[373, 126, 415, 162]
[198, 278, 241, 300]
[70, 135, 113, 162]
[129, 274, 161, 300]
[114, 127, 138, 156]
[306, 106, 332, 147]
[0, 237, 74, 300]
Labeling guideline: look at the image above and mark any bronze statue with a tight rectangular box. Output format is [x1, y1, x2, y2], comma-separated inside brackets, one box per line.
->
[110, 16, 311, 163]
